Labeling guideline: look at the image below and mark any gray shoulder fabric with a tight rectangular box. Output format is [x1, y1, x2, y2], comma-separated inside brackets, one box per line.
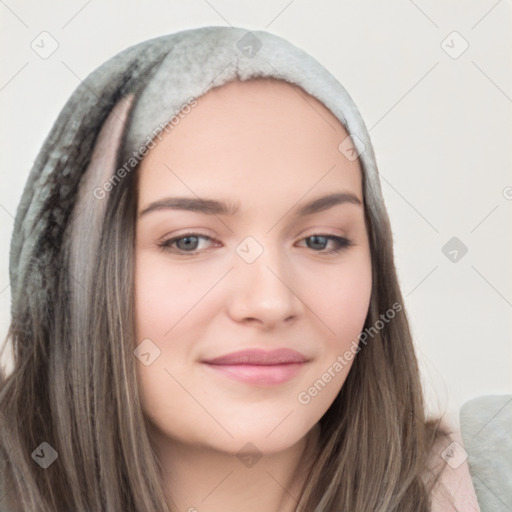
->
[9, 25, 382, 320]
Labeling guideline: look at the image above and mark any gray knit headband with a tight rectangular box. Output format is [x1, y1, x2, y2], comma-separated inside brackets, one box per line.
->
[9, 25, 383, 320]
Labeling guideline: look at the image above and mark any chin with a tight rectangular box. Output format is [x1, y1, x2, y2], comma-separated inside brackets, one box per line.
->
[191, 415, 317, 457]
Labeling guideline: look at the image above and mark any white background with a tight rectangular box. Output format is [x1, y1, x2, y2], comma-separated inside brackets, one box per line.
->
[0, 0, 511, 428]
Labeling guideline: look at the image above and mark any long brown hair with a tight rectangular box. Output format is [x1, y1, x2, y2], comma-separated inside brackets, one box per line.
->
[0, 47, 450, 511]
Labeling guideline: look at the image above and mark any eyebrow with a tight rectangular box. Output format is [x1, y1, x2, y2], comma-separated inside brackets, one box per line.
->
[138, 192, 362, 218]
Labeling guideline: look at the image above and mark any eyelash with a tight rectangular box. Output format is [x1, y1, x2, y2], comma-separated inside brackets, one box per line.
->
[157, 232, 353, 256]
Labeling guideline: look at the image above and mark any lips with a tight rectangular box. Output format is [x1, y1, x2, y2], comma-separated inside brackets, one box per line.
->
[202, 348, 309, 386]
[203, 348, 308, 365]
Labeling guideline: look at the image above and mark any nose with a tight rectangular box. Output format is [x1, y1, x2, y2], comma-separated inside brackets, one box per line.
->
[226, 240, 302, 329]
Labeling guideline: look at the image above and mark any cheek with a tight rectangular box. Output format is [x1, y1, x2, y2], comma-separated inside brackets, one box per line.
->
[134, 252, 217, 341]
[133, 253, 212, 439]
[305, 251, 372, 351]
[133, 251, 223, 408]
[334, 266, 372, 345]
[294, 252, 372, 414]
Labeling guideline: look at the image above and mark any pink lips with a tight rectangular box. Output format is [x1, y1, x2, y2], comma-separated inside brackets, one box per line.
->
[202, 348, 309, 386]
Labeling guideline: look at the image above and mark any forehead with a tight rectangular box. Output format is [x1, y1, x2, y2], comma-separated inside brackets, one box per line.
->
[137, 77, 363, 205]
[191, 77, 347, 141]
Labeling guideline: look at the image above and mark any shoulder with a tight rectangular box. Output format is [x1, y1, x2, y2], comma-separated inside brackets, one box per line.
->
[426, 418, 481, 512]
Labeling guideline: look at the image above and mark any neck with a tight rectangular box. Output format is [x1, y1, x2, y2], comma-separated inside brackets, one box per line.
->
[152, 425, 320, 512]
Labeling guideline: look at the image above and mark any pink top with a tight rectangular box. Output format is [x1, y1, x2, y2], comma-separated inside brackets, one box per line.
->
[429, 423, 481, 511]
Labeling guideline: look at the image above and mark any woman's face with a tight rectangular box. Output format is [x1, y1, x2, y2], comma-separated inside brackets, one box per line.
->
[134, 78, 372, 455]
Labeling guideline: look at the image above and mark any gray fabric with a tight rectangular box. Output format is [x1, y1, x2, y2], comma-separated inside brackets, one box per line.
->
[8, 26, 384, 322]
[8, 35, 173, 322]
[460, 395, 512, 511]
[123, 26, 378, 183]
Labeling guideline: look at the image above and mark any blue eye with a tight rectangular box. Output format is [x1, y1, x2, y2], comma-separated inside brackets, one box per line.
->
[300, 234, 353, 254]
[159, 234, 213, 253]
[158, 233, 352, 255]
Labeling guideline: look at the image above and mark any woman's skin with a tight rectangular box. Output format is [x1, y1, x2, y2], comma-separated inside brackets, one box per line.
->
[134, 78, 373, 511]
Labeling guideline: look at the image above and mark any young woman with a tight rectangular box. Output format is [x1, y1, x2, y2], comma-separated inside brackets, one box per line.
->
[0, 26, 480, 511]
